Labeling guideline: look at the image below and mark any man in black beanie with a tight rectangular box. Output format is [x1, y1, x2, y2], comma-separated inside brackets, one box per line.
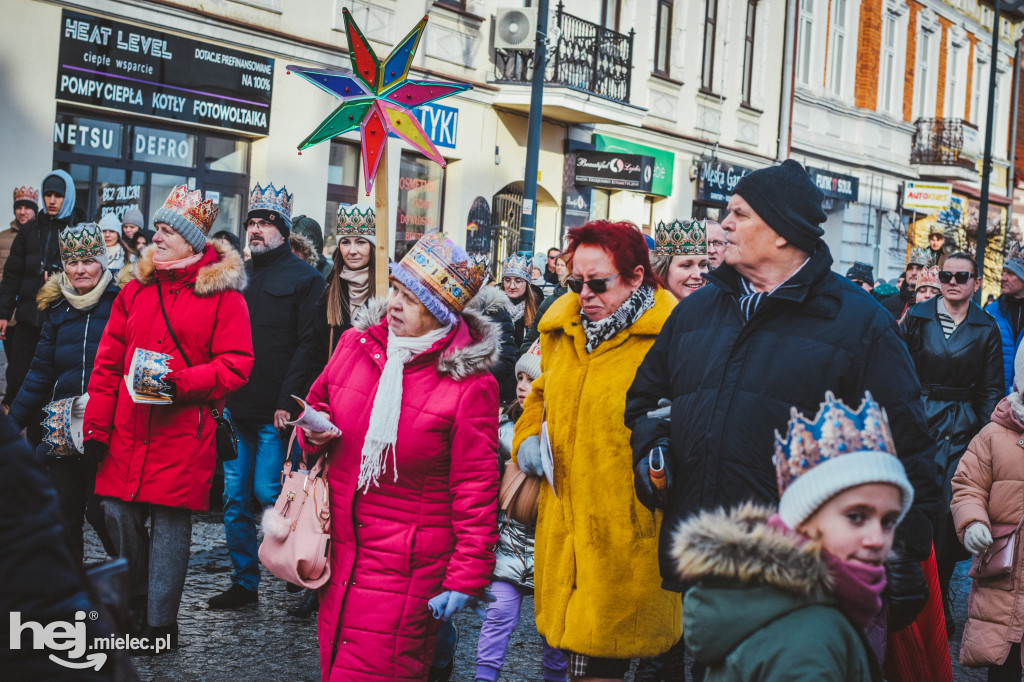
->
[846, 261, 875, 292]
[626, 158, 942, 638]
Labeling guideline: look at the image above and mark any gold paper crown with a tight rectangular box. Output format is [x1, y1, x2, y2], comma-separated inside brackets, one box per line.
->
[917, 265, 940, 290]
[395, 232, 488, 319]
[655, 219, 707, 257]
[907, 247, 930, 267]
[773, 391, 897, 498]
[336, 203, 376, 238]
[59, 223, 106, 263]
[158, 185, 219, 234]
[13, 186, 39, 205]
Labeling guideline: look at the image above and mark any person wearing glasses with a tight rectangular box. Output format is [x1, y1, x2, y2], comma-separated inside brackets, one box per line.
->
[543, 247, 562, 286]
[500, 253, 540, 349]
[899, 251, 1003, 638]
[705, 220, 727, 270]
[513, 220, 681, 682]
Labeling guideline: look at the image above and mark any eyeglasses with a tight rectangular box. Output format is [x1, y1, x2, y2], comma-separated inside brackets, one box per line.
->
[501, 276, 524, 286]
[566, 273, 620, 294]
[245, 219, 275, 230]
[708, 240, 728, 249]
[938, 270, 975, 285]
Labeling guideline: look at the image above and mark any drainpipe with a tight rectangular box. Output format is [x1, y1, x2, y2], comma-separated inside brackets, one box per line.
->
[777, 0, 798, 161]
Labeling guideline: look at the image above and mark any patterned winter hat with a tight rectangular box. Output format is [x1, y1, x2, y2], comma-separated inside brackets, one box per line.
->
[773, 391, 914, 529]
[655, 219, 707, 257]
[13, 186, 39, 211]
[515, 339, 542, 380]
[917, 265, 940, 291]
[59, 223, 107, 267]
[389, 232, 488, 326]
[336, 203, 376, 245]
[502, 253, 532, 281]
[153, 185, 219, 253]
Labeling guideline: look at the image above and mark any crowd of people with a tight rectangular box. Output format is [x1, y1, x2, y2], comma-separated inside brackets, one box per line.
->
[2, 157, 1024, 682]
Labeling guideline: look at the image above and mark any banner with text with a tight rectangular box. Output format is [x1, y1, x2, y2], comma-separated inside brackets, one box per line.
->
[574, 151, 654, 193]
[903, 181, 953, 211]
[807, 166, 859, 202]
[696, 158, 755, 204]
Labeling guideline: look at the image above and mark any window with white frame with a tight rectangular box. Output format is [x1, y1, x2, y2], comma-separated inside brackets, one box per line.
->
[827, 0, 848, 97]
[878, 12, 899, 114]
[797, 0, 815, 87]
[972, 56, 988, 126]
[913, 29, 934, 119]
[945, 42, 968, 119]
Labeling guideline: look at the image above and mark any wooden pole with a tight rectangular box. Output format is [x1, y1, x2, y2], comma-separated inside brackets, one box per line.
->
[374, 151, 390, 295]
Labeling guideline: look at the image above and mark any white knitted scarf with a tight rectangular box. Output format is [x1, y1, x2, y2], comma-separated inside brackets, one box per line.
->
[358, 323, 453, 492]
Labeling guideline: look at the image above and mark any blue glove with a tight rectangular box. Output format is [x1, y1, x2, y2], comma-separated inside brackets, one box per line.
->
[427, 591, 472, 622]
[516, 435, 543, 477]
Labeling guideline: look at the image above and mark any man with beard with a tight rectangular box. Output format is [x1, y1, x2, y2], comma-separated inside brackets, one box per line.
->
[883, 247, 928, 318]
[209, 183, 326, 609]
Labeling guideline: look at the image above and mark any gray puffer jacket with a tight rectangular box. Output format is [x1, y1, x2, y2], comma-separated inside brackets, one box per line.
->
[494, 413, 536, 590]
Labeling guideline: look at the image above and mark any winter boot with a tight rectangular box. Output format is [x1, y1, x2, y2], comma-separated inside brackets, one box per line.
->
[207, 583, 258, 609]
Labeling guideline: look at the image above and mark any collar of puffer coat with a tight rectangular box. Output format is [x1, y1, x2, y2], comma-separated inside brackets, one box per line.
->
[351, 296, 501, 380]
[538, 285, 676, 337]
[133, 240, 246, 296]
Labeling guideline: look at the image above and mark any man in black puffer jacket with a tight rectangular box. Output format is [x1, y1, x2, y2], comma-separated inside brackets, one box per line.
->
[626, 160, 943, 634]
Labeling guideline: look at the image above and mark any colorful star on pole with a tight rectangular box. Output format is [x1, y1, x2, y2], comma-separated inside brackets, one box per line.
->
[288, 9, 471, 193]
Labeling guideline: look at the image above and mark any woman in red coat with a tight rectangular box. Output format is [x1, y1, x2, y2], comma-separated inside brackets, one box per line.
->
[84, 186, 253, 651]
[301, 233, 500, 681]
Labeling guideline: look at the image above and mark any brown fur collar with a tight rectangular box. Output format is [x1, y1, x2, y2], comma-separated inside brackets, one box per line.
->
[672, 503, 832, 598]
[134, 240, 246, 296]
[35, 276, 63, 310]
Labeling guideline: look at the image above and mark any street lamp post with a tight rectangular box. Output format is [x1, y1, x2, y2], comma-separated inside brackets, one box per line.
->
[519, 0, 550, 255]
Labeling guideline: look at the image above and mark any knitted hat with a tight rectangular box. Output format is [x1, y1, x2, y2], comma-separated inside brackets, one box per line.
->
[336, 204, 376, 246]
[247, 182, 293, 236]
[515, 339, 542, 380]
[732, 160, 826, 253]
[98, 211, 122, 236]
[917, 265, 940, 291]
[13, 186, 39, 212]
[502, 253, 532, 281]
[1005, 241, 1024, 281]
[59, 223, 108, 268]
[845, 261, 874, 285]
[292, 215, 325, 254]
[907, 247, 930, 268]
[774, 391, 914, 529]
[152, 185, 219, 253]
[389, 233, 488, 326]
[121, 207, 145, 229]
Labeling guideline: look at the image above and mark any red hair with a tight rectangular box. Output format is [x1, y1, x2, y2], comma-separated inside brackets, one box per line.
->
[564, 220, 661, 289]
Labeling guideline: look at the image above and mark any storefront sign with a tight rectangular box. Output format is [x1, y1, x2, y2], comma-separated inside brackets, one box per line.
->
[903, 181, 953, 211]
[593, 134, 674, 197]
[807, 166, 859, 202]
[574, 151, 654, 193]
[53, 113, 122, 158]
[412, 102, 458, 149]
[696, 159, 754, 204]
[56, 10, 274, 135]
[563, 187, 591, 229]
[132, 125, 196, 167]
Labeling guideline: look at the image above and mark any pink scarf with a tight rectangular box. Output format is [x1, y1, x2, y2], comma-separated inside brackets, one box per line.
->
[153, 251, 204, 271]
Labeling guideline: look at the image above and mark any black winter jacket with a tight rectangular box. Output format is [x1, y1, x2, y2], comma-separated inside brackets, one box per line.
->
[625, 244, 943, 589]
[882, 282, 913, 319]
[0, 208, 86, 328]
[899, 297, 1003, 502]
[466, 286, 518, 405]
[8, 278, 119, 431]
[227, 243, 326, 422]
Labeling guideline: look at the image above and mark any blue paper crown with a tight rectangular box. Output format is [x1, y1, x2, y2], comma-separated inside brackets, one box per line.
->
[248, 183, 294, 222]
[502, 253, 533, 281]
[772, 391, 897, 498]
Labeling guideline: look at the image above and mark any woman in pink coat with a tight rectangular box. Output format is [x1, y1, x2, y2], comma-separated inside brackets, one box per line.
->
[301, 233, 500, 681]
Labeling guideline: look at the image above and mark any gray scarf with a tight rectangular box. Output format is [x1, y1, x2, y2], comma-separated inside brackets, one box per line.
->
[580, 285, 655, 354]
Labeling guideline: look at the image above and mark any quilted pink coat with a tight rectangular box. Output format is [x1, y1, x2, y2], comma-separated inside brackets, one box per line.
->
[301, 299, 500, 681]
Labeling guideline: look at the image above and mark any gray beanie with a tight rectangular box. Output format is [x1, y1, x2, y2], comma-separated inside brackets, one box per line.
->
[122, 207, 145, 229]
[515, 339, 542, 380]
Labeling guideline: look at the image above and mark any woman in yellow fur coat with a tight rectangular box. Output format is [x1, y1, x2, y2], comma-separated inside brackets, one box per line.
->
[513, 221, 681, 681]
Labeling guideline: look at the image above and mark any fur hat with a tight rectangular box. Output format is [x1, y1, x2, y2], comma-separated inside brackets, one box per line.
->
[732, 160, 826, 253]
[515, 339, 542, 380]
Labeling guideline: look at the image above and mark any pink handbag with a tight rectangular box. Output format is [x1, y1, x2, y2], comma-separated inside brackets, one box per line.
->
[258, 434, 331, 589]
[968, 517, 1024, 591]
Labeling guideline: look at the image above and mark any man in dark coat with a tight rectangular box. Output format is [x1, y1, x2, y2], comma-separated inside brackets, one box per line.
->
[626, 160, 943, 632]
[209, 184, 327, 610]
[883, 247, 928, 318]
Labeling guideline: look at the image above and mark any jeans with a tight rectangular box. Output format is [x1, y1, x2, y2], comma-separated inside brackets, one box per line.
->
[475, 581, 567, 682]
[222, 417, 286, 590]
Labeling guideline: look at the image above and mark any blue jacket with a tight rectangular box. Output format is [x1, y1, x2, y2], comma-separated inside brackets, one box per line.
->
[985, 297, 1024, 394]
[8, 277, 119, 431]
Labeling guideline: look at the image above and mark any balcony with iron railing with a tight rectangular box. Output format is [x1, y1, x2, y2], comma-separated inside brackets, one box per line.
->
[491, 2, 644, 125]
[910, 118, 981, 182]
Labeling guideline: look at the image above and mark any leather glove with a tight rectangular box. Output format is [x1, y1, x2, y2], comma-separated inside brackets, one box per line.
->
[82, 440, 109, 464]
[427, 591, 471, 622]
[964, 523, 994, 555]
[885, 556, 929, 633]
[517, 435, 543, 477]
[635, 442, 672, 511]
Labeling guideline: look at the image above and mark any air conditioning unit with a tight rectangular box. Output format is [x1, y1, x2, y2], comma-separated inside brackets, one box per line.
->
[494, 7, 537, 51]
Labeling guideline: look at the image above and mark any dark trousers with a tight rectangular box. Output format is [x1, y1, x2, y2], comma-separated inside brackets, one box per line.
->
[46, 453, 116, 563]
[935, 511, 970, 615]
[4, 321, 40, 407]
[989, 643, 1023, 682]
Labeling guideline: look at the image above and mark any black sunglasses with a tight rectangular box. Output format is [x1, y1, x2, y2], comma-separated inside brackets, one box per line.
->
[938, 270, 975, 285]
[566, 273, 621, 294]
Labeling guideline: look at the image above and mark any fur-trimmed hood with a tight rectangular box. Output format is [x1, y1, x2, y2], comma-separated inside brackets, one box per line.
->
[133, 240, 246, 295]
[464, 284, 514, 317]
[352, 296, 501, 379]
[36, 273, 119, 310]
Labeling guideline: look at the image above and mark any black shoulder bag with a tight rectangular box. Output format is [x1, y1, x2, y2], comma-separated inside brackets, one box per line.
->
[157, 281, 238, 462]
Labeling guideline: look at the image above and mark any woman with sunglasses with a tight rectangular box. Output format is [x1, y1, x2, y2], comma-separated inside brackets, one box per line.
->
[513, 220, 680, 682]
[899, 251, 1003, 637]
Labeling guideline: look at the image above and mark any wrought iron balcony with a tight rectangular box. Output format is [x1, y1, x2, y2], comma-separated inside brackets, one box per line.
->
[493, 2, 635, 104]
[910, 118, 979, 170]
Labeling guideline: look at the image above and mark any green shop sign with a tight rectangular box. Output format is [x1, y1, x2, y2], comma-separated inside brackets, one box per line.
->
[593, 134, 674, 196]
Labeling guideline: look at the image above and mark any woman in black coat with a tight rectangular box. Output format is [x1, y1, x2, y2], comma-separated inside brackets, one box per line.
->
[9, 223, 119, 563]
[898, 251, 1003, 633]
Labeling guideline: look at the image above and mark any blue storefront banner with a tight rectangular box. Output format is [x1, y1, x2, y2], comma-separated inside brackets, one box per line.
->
[412, 102, 458, 149]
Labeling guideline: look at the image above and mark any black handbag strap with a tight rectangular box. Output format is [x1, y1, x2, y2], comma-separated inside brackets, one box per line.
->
[157, 281, 192, 368]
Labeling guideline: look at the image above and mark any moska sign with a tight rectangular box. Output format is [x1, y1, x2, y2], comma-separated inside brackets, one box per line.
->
[807, 166, 859, 202]
[696, 158, 754, 204]
[574, 151, 655, 193]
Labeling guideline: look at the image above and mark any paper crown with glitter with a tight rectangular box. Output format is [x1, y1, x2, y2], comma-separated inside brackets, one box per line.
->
[152, 185, 219, 252]
[248, 183, 294, 225]
[655, 219, 707, 257]
[502, 253, 533, 281]
[907, 247, 930, 267]
[42, 394, 88, 457]
[773, 391, 913, 528]
[917, 265, 940, 290]
[13, 186, 39, 208]
[389, 232, 488, 326]
[336, 203, 376, 242]
[59, 223, 106, 264]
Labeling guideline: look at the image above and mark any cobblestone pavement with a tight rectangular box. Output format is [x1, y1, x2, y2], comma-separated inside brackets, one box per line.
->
[84, 514, 987, 681]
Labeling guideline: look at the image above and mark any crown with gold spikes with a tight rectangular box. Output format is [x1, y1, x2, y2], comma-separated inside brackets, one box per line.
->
[655, 219, 707, 257]
[59, 223, 106, 263]
[13, 186, 39, 206]
[389, 231, 489, 326]
[336, 203, 376, 239]
[502, 253, 533, 281]
[773, 391, 897, 498]
[907, 247, 930, 267]
[248, 182, 294, 223]
[917, 265, 940, 290]
[154, 185, 219, 236]
[1008, 241, 1024, 268]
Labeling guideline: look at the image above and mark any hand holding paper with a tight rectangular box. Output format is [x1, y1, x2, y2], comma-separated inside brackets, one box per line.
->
[286, 396, 342, 437]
